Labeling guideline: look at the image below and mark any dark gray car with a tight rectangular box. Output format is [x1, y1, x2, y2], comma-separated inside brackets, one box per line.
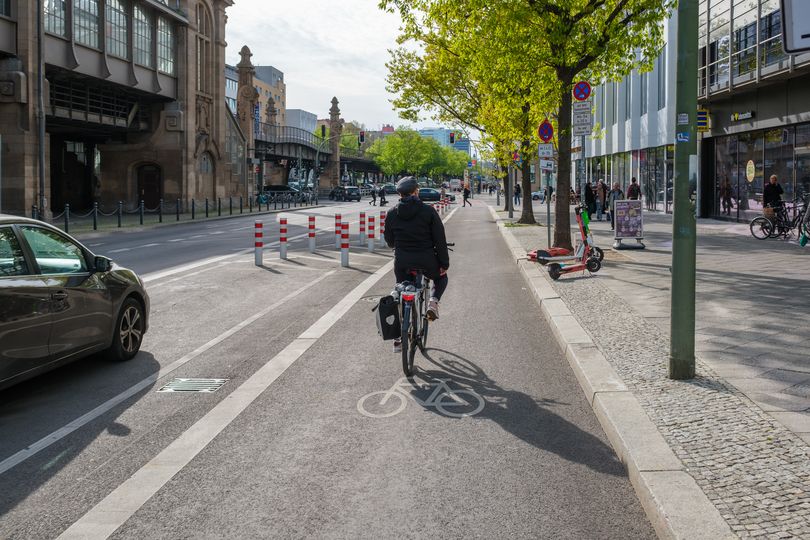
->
[0, 215, 149, 390]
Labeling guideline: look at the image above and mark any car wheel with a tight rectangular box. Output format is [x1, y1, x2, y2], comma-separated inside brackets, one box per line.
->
[108, 297, 144, 362]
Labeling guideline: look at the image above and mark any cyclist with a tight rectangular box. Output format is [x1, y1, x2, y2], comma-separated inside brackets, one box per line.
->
[384, 177, 450, 353]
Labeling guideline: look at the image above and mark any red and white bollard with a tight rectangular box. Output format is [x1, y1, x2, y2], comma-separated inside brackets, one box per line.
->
[279, 217, 288, 260]
[379, 210, 386, 247]
[368, 216, 375, 253]
[335, 213, 342, 249]
[341, 222, 349, 267]
[308, 215, 316, 253]
[359, 211, 366, 244]
[254, 220, 263, 266]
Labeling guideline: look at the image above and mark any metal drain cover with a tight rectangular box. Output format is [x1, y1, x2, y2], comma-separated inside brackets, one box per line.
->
[158, 378, 228, 393]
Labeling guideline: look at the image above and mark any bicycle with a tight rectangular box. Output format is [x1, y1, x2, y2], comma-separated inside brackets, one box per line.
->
[356, 376, 485, 418]
[393, 243, 453, 377]
[750, 195, 809, 240]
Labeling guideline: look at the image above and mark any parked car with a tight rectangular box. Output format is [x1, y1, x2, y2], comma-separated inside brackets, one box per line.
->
[344, 186, 362, 202]
[383, 183, 397, 194]
[531, 190, 545, 201]
[419, 188, 443, 201]
[0, 215, 150, 390]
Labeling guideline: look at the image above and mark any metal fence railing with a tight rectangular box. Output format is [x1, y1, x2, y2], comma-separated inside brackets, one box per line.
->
[31, 193, 318, 235]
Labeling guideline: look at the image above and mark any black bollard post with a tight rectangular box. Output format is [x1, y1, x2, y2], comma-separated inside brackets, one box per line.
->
[93, 202, 98, 230]
[32, 205, 38, 220]
[240, 196, 243, 214]
[176, 199, 180, 221]
[118, 201, 123, 228]
[274, 195, 278, 210]
[139, 200, 144, 225]
[205, 198, 209, 218]
[218, 197, 221, 217]
[64, 203, 70, 233]
[229, 197, 233, 215]
[249, 196, 253, 213]
[192, 199, 196, 220]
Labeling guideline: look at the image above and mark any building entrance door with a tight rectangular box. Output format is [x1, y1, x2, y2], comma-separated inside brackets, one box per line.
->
[137, 165, 162, 208]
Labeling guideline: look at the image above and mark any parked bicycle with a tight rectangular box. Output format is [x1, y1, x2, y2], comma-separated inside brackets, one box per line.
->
[750, 194, 809, 240]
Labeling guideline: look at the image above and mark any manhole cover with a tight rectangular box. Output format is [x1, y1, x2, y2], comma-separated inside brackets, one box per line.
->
[158, 378, 228, 393]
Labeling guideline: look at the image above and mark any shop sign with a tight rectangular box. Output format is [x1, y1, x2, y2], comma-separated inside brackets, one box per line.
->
[731, 111, 755, 122]
[614, 200, 643, 240]
[746, 160, 756, 182]
[697, 109, 710, 132]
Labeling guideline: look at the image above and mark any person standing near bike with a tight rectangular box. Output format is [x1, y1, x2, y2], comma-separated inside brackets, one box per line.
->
[384, 177, 450, 353]
[763, 174, 784, 210]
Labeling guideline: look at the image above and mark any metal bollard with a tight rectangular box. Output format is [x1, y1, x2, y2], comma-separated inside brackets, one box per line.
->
[93, 202, 98, 230]
[254, 220, 263, 266]
[139, 200, 144, 225]
[205, 198, 209, 218]
[308, 215, 316, 253]
[359, 211, 366, 244]
[64, 203, 70, 232]
[159, 199, 163, 223]
[379, 210, 386, 247]
[335, 213, 342, 249]
[118, 201, 123, 228]
[240, 196, 243, 214]
[176, 199, 180, 221]
[192, 199, 196, 220]
[218, 197, 222, 217]
[341, 222, 349, 267]
[367, 216, 375, 252]
[280, 217, 288, 260]
[229, 197, 233, 216]
[249, 196, 253, 213]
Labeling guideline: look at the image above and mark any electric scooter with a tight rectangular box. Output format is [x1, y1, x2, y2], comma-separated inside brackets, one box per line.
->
[527, 204, 602, 280]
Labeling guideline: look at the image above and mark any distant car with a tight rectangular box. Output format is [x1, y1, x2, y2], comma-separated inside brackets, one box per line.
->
[383, 184, 397, 194]
[0, 215, 150, 390]
[531, 190, 545, 201]
[344, 186, 362, 202]
[419, 188, 443, 201]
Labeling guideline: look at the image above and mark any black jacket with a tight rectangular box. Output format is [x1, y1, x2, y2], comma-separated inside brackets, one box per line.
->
[763, 182, 783, 207]
[384, 196, 450, 269]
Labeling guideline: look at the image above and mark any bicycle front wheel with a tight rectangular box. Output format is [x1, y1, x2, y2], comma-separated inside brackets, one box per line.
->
[750, 217, 773, 240]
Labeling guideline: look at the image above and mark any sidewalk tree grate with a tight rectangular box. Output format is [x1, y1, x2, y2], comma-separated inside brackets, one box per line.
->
[157, 378, 229, 393]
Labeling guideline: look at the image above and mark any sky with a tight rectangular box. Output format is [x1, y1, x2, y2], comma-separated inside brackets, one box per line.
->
[225, 0, 429, 131]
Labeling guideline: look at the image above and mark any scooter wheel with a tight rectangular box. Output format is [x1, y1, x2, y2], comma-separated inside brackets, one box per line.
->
[548, 263, 562, 280]
[586, 258, 602, 273]
[535, 250, 550, 266]
[591, 246, 604, 262]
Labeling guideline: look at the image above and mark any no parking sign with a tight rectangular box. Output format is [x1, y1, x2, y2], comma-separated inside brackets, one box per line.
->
[573, 81, 592, 101]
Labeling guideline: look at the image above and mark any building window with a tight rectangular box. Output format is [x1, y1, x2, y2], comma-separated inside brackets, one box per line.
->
[44, 0, 67, 36]
[0, 0, 10, 17]
[157, 18, 175, 75]
[657, 45, 666, 110]
[606, 84, 614, 126]
[760, 9, 786, 66]
[106, 0, 129, 59]
[733, 21, 757, 76]
[624, 75, 631, 121]
[640, 71, 648, 115]
[74, 0, 100, 48]
[134, 6, 153, 68]
[196, 4, 213, 94]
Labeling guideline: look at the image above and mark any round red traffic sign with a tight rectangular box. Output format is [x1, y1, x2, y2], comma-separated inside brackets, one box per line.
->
[573, 81, 592, 101]
[538, 119, 554, 143]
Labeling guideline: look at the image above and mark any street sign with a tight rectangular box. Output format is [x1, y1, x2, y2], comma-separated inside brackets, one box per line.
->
[538, 119, 554, 143]
[539, 159, 555, 170]
[697, 109, 709, 132]
[573, 124, 592, 136]
[573, 81, 592, 101]
[572, 100, 592, 113]
[780, 0, 810, 53]
[677, 113, 689, 125]
[573, 112, 593, 126]
[676, 132, 690, 143]
[538, 143, 554, 158]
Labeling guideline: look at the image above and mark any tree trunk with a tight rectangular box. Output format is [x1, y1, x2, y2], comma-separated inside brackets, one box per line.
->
[554, 82, 574, 251]
[502, 163, 511, 212]
[518, 139, 536, 223]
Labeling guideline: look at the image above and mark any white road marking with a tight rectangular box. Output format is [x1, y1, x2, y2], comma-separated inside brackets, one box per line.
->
[136, 243, 161, 249]
[0, 273, 333, 478]
[57, 205, 457, 539]
[168, 238, 184, 242]
[357, 376, 485, 418]
[108, 248, 130, 254]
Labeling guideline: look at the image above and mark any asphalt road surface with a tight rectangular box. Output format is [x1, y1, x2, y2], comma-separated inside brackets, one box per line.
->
[0, 199, 654, 539]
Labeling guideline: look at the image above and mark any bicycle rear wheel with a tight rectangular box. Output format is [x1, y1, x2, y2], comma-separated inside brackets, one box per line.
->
[401, 304, 417, 377]
[750, 217, 773, 240]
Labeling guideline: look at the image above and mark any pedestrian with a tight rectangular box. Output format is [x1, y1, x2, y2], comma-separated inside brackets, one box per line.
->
[596, 179, 606, 221]
[763, 174, 784, 210]
[627, 177, 641, 200]
[463, 185, 472, 207]
[607, 181, 624, 231]
[440, 186, 447, 200]
[584, 181, 596, 216]
[379, 185, 387, 207]
[514, 182, 521, 206]
[719, 177, 733, 216]
[370, 184, 377, 206]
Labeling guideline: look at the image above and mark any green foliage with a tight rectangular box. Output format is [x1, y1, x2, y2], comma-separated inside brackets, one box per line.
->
[366, 128, 470, 177]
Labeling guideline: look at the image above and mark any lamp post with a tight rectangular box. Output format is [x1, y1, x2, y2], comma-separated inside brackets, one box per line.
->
[36, 0, 46, 218]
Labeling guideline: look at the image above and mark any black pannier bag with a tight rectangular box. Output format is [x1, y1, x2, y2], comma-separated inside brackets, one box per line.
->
[373, 295, 401, 340]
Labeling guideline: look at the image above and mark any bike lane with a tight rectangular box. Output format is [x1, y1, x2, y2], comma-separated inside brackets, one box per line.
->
[76, 203, 655, 538]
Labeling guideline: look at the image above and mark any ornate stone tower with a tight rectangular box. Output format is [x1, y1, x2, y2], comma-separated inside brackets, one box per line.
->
[325, 97, 344, 188]
[265, 96, 278, 126]
[236, 46, 259, 144]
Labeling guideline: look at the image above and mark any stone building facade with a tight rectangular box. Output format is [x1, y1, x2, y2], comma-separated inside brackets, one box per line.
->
[0, 0, 246, 215]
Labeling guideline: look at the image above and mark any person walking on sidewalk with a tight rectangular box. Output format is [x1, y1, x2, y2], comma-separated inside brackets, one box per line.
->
[584, 181, 596, 216]
[596, 179, 607, 221]
[627, 177, 641, 200]
[384, 177, 450, 353]
[514, 183, 521, 206]
[720, 177, 733, 216]
[370, 184, 377, 206]
[607, 182, 624, 231]
[379, 185, 388, 207]
[463, 185, 472, 207]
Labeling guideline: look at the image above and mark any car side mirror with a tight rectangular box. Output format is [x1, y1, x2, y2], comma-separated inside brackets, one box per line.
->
[94, 256, 112, 273]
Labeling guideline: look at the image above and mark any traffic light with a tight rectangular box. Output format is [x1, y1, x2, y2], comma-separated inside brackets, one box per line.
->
[359, 131, 365, 143]
[449, 132, 455, 144]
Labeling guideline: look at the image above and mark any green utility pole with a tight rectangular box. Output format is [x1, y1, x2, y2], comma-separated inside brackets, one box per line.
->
[669, 1, 698, 380]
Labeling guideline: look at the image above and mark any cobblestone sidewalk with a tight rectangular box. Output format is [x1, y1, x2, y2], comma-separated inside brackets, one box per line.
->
[500, 208, 810, 539]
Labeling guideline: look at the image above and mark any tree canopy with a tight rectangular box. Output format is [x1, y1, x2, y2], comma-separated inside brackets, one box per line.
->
[366, 128, 470, 177]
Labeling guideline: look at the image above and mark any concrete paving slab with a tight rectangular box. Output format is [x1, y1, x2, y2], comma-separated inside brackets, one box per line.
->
[565, 344, 627, 405]
[541, 298, 573, 318]
[549, 315, 593, 347]
[767, 411, 810, 433]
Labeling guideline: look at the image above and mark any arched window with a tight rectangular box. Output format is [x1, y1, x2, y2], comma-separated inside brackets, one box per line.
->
[196, 4, 213, 94]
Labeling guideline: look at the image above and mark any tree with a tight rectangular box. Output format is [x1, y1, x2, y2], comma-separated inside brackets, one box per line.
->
[366, 127, 469, 178]
[381, 0, 673, 248]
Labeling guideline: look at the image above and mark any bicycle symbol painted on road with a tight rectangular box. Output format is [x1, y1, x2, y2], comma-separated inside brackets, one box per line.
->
[357, 377, 485, 418]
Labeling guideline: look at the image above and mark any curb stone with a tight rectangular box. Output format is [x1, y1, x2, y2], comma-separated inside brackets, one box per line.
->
[488, 204, 735, 540]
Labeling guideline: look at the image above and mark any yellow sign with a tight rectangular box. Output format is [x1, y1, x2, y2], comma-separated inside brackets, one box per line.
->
[746, 160, 756, 183]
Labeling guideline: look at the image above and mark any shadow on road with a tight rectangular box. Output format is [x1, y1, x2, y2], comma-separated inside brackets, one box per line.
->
[415, 348, 625, 477]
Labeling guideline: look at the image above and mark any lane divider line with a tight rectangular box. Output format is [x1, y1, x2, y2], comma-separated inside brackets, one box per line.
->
[0, 272, 335, 478]
[57, 204, 458, 539]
